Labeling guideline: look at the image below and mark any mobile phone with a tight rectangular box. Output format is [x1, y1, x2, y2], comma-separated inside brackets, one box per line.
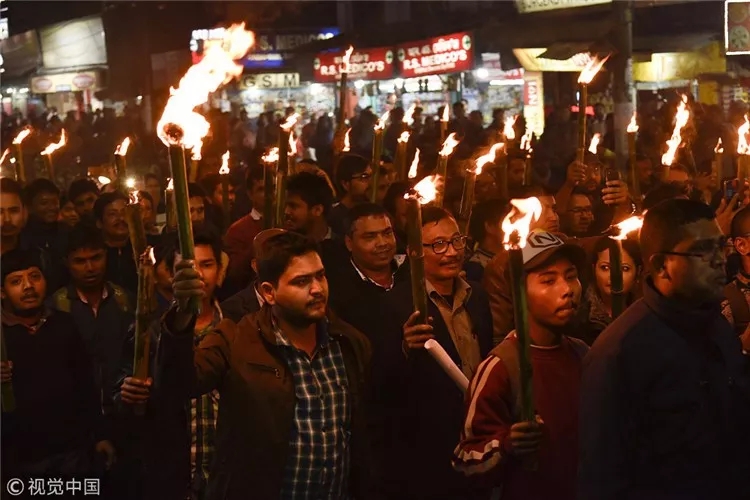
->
[605, 168, 621, 183]
[724, 179, 739, 204]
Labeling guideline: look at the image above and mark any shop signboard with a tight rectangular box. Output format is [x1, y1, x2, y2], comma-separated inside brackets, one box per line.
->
[726, 1, 750, 55]
[313, 47, 395, 82]
[31, 71, 101, 94]
[397, 32, 474, 78]
[523, 71, 545, 138]
[239, 73, 301, 89]
[515, 0, 611, 14]
[40, 16, 106, 70]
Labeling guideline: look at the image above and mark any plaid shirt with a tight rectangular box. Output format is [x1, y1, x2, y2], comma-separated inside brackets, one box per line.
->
[188, 302, 223, 500]
[274, 319, 351, 499]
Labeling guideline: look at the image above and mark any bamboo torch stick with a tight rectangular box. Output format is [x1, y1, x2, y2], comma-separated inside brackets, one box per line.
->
[12, 128, 31, 184]
[262, 148, 279, 229]
[338, 46, 354, 132]
[520, 128, 534, 186]
[189, 145, 201, 183]
[1, 326, 15, 412]
[713, 139, 723, 186]
[115, 137, 131, 181]
[405, 170, 438, 325]
[606, 216, 644, 319]
[576, 55, 609, 164]
[276, 114, 299, 228]
[132, 247, 156, 416]
[435, 133, 459, 207]
[220, 151, 231, 231]
[125, 188, 149, 263]
[370, 111, 389, 203]
[165, 178, 177, 232]
[737, 116, 750, 193]
[40, 129, 67, 182]
[395, 131, 410, 181]
[439, 104, 449, 145]
[460, 143, 504, 234]
[627, 113, 640, 207]
[288, 130, 298, 175]
[660, 95, 690, 183]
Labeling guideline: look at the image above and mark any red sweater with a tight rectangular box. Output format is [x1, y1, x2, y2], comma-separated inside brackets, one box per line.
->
[452, 335, 586, 500]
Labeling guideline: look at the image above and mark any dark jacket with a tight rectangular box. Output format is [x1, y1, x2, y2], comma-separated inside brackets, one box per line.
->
[219, 281, 262, 324]
[154, 306, 373, 500]
[578, 280, 750, 500]
[372, 280, 493, 500]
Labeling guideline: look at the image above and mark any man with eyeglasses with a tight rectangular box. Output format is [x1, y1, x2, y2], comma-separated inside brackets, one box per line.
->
[560, 189, 595, 237]
[721, 205, 750, 348]
[579, 198, 750, 500]
[329, 155, 372, 238]
[374, 206, 493, 500]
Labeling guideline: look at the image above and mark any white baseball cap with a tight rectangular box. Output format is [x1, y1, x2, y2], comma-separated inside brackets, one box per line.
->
[521, 230, 587, 272]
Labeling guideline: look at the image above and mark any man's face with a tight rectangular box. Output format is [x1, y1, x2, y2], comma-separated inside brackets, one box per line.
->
[99, 199, 129, 241]
[583, 163, 602, 193]
[531, 196, 560, 233]
[284, 194, 320, 234]
[145, 178, 161, 205]
[657, 219, 726, 303]
[261, 251, 328, 325]
[59, 201, 79, 227]
[189, 196, 205, 225]
[344, 167, 372, 201]
[594, 247, 638, 299]
[508, 159, 526, 188]
[192, 244, 219, 300]
[346, 215, 396, 270]
[213, 183, 236, 209]
[526, 257, 581, 329]
[563, 194, 594, 236]
[0, 192, 26, 239]
[250, 181, 265, 212]
[67, 247, 106, 290]
[72, 192, 98, 217]
[31, 192, 60, 223]
[2, 267, 46, 314]
[422, 217, 464, 283]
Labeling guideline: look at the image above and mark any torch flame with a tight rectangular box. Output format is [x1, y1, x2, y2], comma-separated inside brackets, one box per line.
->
[342, 129, 351, 152]
[588, 133, 601, 154]
[115, 137, 131, 156]
[503, 115, 517, 141]
[408, 149, 421, 179]
[98, 176, 111, 186]
[577, 54, 610, 84]
[611, 215, 644, 241]
[166, 178, 174, 190]
[220, 151, 230, 175]
[41, 129, 67, 156]
[288, 132, 297, 156]
[474, 143, 504, 175]
[12, 128, 31, 145]
[439, 133, 459, 157]
[157, 23, 254, 150]
[715, 138, 723, 154]
[738, 115, 750, 156]
[0, 149, 10, 165]
[375, 110, 390, 131]
[501, 197, 543, 249]
[281, 113, 299, 132]
[627, 113, 638, 133]
[129, 189, 140, 205]
[191, 141, 203, 161]
[342, 45, 354, 73]
[398, 131, 410, 144]
[441, 104, 449, 123]
[520, 127, 533, 151]
[262, 147, 280, 164]
[410, 175, 439, 205]
[404, 104, 416, 125]
[661, 94, 690, 166]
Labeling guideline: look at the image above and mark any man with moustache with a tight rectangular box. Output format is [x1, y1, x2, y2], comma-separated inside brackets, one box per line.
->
[0, 250, 114, 486]
[329, 155, 373, 238]
[452, 231, 588, 500]
[377, 206, 493, 499]
[94, 191, 138, 295]
[579, 199, 750, 500]
[1, 178, 28, 255]
[151, 232, 372, 499]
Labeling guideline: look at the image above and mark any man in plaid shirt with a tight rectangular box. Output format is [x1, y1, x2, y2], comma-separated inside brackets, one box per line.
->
[156, 231, 372, 499]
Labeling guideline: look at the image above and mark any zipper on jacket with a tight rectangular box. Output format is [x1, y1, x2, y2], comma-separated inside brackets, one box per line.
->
[247, 363, 280, 378]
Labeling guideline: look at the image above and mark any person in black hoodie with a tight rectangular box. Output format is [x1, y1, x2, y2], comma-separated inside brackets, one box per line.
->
[578, 198, 750, 500]
[94, 191, 138, 295]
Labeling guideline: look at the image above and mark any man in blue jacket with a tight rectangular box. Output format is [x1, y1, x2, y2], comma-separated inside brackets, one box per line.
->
[578, 198, 750, 500]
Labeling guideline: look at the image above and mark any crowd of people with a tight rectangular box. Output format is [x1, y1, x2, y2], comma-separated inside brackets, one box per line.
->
[1, 94, 750, 500]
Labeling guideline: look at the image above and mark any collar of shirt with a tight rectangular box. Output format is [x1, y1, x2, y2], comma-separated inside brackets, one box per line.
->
[350, 258, 402, 291]
[272, 316, 330, 353]
[254, 283, 266, 307]
[250, 208, 262, 221]
[194, 300, 224, 341]
[1, 307, 51, 333]
[426, 277, 472, 310]
[75, 285, 109, 305]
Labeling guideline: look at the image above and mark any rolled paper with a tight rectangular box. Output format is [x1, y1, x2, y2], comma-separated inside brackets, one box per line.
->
[1, 327, 16, 412]
[425, 339, 469, 393]
[576, 84, 588, 165]
[405, 195, 429, 325]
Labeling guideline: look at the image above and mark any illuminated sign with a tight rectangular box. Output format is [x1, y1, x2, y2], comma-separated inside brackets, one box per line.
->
[726, 1, 750, 55]
[313, 47, 395, 82]
[239, 73, 301, 89]
[40, 17, 106, 69]
[397, 32, 474, 78]
[515, 0, 611, 14]
[31, 71, 101, 94]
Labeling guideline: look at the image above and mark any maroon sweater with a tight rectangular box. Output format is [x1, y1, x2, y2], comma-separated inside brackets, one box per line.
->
[452, 335, 586, 500]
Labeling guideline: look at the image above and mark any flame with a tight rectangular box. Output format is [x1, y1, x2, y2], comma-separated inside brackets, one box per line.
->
[501, 197, 543, 249]
[41, 129, 67, 156]
[577, 54, 610, 84]
[520, 127, 533, 151]
[503, 115, 517, 141]
[738, 115, 750, 156]
[661, 95, 690, 166]
[262, 147, 279, 164]
[115, 137, 131, 156]
[342, 128, 351, 152]
[715, 138, 723, 154]
[408, 149, 421, 179]
[611, 215, 644, 240]
[404, 104, 416, 125]
[627, 113, 638, 133]
[375, 110, 390, 131]
[157, 23, 254, 150]
[410, 175, 438, 205]
[441, 104, 449, 123]
[12, 128, 31, 145]
[98, 176, 111, 186]
[398, 131, 410, 144]
[220, 151, 230, 175]
[288, 132, 297, 156]
[341, 46, 354, 73]
[0, 149, 9, 165]
[474, 143, 504, 175]
[191, 141, 203, 161]
[439, 133, 459, 157]
[147, 247, 156, 265]
[281, 113, 299, 132]
[125, 177, 136, 190]
[588, 133, 601, 154]
[130, 190, 140, 205]
[166, 178, 174, 191]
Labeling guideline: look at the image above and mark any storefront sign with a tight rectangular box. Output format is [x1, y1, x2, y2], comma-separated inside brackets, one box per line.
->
[40, 16, 106, 70]
[239, 73, 301, 89]
[523, 71, 545, 138]
[515, 0, 611, 14]
[313, 47, 395, 82]
[397, 32, 474, 78]
[726, 1, 750, 55]
[31, 71, 101, 94]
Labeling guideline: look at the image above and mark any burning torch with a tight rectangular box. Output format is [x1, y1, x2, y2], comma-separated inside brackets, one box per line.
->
[338, 46, 354, 131]
[395, 131, 411, 181]
[133, 247, 156, 416]
[125, 187, 148, 263]
[627, 114, 640, 206]
[660, 95, 690, 182]
[576, 55, 609, 164]
[115, 137, 131, 181]
[220, 151, 231, 231]
[606, 216, 644, 320]
[459, 143, 504, 235]
[40, 129, 67, 181]
[737, 116, 750, 187]
[440, 104, 449, 144]
[276, 114, 299, 228]
[435, 133, 460, 207]
[370, 111, 390, 203]
[520, 127, 534, 186]
[12, 128, 31, 184]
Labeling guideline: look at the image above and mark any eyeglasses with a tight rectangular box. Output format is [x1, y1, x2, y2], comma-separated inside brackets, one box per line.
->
[351, 173, 372, 181]
[568, 207, 593, 214]
[423, 235, 468, 254]
[660, 237, 728, 263]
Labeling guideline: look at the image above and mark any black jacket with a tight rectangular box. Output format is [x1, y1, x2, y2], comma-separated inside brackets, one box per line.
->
[578, 280, 750, 500]
[220, 281, 262, 324]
